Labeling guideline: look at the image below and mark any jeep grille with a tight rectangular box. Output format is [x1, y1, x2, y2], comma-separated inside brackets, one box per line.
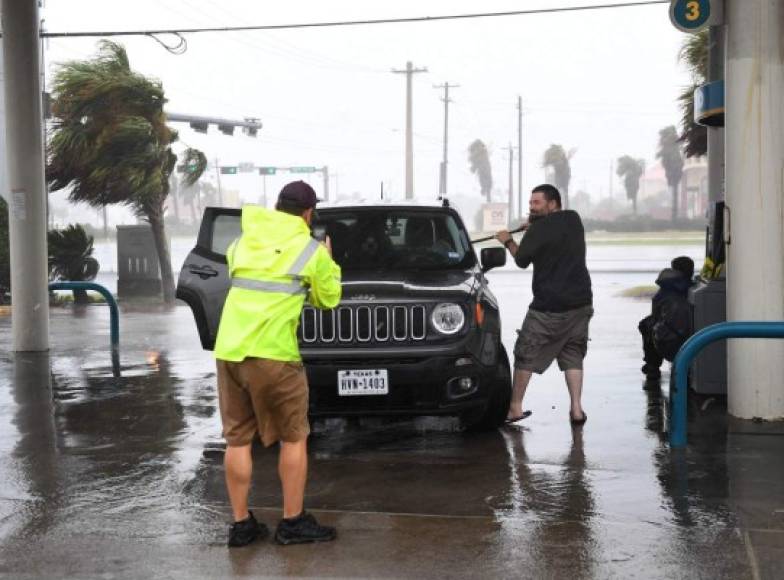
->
[299, 304, 428, 344]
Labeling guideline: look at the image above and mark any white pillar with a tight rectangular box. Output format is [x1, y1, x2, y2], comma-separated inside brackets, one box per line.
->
[0, 40, 7, 203]
[725, 0, 784, 419]
[707, 26, 724, 208]
[1, 0, 50, 351]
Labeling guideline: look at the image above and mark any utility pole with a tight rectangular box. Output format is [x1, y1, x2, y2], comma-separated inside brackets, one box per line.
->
[609, 160, 614, 207]
[504, 143, 516, 226]
[517, 96, 524, 219]
[214, 158, 224, 207]
[321, 166, 329, 202]
[434, 82, 459, 195]
[3, 0, 50, 351]
[392, 61, 428, 199]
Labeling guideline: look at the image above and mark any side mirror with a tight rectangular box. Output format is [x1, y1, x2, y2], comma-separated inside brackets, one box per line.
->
[480, 247, 506, 272]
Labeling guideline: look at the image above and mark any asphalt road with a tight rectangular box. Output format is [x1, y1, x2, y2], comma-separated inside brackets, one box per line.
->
[0, 268, 781, 578]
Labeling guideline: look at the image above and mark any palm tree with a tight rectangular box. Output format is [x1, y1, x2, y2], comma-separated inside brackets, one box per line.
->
[468, 139, 493, 202]
[656, 126, 685, 222]
[169, 150, 207, 225]
[46, 41, 206, 304]
[616, 156, 646, 214]
[678, 30, 708, 158]
[180, 147, 208, 188]
[48, 224, 100, 304]
[543, 144, 576, 208]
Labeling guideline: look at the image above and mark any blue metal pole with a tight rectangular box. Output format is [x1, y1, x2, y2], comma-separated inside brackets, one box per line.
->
[48, 282, 120, 375]
[671, 321, 784, 448]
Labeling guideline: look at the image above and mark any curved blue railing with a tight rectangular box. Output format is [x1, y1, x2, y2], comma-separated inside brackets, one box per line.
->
[49, 281, 120, 376]
[670, 321, 784, 448]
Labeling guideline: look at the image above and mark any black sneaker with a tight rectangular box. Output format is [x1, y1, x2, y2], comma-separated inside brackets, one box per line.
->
[275, 511, 337, 545]
[228, 511, 269, 548]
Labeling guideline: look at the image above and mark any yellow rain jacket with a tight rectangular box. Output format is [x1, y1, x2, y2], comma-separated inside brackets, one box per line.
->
[214, 206, 342, 362]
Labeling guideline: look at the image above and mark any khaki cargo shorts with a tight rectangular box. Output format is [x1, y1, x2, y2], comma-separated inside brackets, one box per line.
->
[513, 305, 594, 374]
[216, 358, 310, 447]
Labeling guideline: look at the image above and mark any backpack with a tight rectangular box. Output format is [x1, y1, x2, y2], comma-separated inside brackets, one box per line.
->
[652, 295, 692, 362]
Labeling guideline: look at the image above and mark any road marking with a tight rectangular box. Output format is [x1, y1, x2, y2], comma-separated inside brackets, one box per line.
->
[742, 529, 762, 580]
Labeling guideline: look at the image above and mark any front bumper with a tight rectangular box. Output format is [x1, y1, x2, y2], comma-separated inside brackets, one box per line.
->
[302, 353, 497, 417]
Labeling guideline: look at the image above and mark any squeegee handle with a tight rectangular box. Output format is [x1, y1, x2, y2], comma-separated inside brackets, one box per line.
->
[471, 224, 528, 244]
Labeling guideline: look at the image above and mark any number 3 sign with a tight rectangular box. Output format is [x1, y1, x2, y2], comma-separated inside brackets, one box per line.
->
[670, 0, 723, 33]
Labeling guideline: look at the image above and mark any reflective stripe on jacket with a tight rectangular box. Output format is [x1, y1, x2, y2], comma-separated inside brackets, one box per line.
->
[214, 206, 342, 362]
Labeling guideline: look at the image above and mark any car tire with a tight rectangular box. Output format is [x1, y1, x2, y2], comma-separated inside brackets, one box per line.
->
[463, 346, 512, 431]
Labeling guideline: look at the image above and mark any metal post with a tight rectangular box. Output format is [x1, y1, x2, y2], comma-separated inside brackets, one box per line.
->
[48, 282, 121, 376]
[671, 322, 784, 447]
[322, 166, 329, 202]
[725, 0, 784, 419]
[2, 0, 50, 351]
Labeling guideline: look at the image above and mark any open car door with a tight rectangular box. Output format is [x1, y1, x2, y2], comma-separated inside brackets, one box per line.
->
[176, 208, 241, 350]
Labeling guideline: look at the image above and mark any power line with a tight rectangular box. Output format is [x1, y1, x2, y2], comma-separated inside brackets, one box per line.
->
[39, 2, 670, 38]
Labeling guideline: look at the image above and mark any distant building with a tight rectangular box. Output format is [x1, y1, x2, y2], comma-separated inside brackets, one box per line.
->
[640, 157, 707, 219]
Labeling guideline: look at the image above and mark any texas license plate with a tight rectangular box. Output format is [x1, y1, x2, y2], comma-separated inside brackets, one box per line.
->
[338, 369, 389, 396]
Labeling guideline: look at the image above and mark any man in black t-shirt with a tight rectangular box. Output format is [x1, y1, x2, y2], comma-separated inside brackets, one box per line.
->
[496, 184, 593, 426]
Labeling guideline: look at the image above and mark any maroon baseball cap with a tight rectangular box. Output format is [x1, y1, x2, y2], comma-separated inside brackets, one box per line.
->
[277, 181, 321, 209]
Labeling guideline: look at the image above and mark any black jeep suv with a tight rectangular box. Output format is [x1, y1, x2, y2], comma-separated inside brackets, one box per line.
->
[176, 201, 511, 429]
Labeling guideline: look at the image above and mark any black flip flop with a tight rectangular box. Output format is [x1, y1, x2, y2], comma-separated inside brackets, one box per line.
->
[505, 410, 533, 423]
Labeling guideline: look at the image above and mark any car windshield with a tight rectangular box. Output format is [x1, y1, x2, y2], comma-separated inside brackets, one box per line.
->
[315, 209, 476, 271]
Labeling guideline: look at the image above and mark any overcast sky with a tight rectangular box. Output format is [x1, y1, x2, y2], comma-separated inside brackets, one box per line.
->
[31, 0, 690, 220]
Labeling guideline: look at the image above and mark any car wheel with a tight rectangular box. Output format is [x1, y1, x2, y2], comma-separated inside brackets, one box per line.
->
[463, 346, 512, 431]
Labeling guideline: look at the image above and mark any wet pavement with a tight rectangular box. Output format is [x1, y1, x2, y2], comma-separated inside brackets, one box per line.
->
[1, 270, 783, 579]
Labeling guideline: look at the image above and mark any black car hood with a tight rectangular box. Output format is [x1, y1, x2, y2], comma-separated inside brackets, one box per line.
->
[339, 269, 477, 300]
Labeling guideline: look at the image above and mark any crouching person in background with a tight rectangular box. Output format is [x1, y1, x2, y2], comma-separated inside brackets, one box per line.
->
[638, 256, 694, 388]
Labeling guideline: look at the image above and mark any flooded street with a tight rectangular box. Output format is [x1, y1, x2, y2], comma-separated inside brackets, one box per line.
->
[1, 243, 782, 578]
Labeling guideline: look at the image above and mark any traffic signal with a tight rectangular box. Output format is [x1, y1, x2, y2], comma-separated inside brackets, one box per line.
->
[190, 121, 209, 133]
[218, 124, 235, 136]
[289, 166, 316, 174]
[258, 167, 276, 175]
[220, 166, 238, 175]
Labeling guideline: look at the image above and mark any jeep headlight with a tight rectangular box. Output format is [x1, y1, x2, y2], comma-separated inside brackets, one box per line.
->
[431, 303, 465, 335]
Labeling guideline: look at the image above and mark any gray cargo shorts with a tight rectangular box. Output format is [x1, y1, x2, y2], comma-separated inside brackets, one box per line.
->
[513, 305, 594, 374]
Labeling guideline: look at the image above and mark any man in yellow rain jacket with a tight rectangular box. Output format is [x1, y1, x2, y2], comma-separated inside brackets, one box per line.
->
[213, 181, 341, 547]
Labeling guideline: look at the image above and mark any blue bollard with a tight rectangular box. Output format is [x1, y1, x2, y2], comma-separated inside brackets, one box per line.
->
[48, 281, 121, 376]
[670, 321, 784, 448]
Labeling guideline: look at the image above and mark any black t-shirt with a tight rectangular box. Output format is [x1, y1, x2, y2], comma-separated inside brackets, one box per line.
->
[514, 209, 592, 312]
